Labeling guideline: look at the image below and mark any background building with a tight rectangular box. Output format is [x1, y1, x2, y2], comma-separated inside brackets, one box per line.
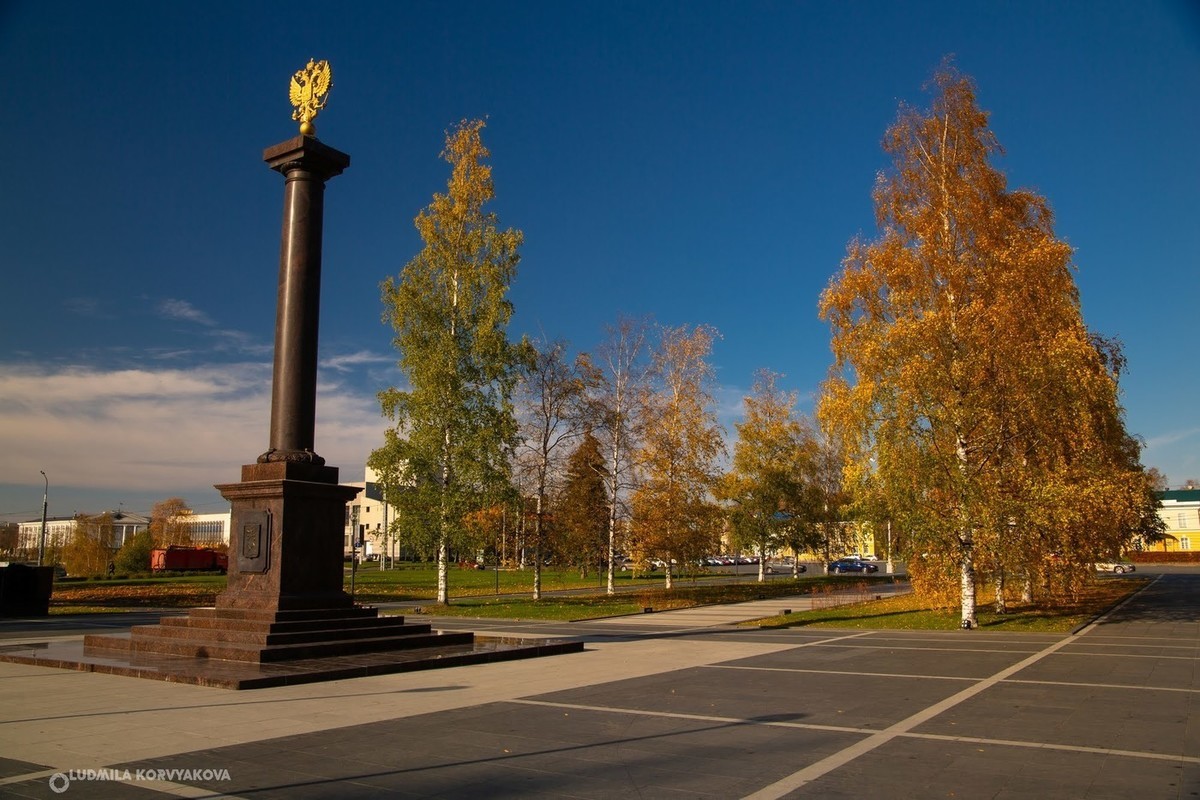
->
[343, 467, 383, 559]
[16, 511, 150, 552]
[1155, 489, 1200, 552]
[175, 512, 232, 546]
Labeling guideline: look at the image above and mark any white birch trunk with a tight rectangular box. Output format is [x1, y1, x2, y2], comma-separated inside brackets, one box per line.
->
[956, 431, 977, 629]
[532, 487, 543, 601]
[606, 429, 620, 596]
[959, 544, 977, 628]
[994, 567, 1006, 614]
[438, 424, 451, 605]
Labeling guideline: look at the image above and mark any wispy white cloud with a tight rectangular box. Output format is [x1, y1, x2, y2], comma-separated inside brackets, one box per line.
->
[1144, 427, 1200, 450]
[321, 350, 394, 373]
[158, 298, 216, 326]
[0, 362, 387, 494]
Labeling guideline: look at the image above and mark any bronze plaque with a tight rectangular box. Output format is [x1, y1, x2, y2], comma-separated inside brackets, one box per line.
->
[242, 523, 261, 559]
[237, 510, 270, 573]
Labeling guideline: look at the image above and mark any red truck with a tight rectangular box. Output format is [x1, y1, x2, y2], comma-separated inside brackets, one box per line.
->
[150, 546, 228, 573]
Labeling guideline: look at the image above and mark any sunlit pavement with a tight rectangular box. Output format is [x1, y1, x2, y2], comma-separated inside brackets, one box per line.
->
[0, 570, 1195, 798]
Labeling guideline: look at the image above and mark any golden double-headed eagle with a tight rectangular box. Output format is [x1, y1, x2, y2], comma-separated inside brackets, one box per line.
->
[290, 59, 332, 136]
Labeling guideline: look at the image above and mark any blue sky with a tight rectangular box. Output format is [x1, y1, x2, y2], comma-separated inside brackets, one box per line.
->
[1, 1, 1198, 523]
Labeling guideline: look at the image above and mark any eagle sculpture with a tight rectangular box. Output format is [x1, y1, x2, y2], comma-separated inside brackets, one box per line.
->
[290, 59, 332, 135]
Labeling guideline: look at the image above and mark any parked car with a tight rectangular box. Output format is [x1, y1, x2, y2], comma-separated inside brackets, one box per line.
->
[828, 558, 878, 574]
[1095, 561, 1136, 574]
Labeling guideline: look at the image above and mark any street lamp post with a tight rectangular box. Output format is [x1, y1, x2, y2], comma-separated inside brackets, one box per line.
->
[38, 471, 48, 567]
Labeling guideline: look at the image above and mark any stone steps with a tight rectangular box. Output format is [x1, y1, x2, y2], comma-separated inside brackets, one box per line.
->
[86, 627, 475, 663]
[83, 605, 477, 664]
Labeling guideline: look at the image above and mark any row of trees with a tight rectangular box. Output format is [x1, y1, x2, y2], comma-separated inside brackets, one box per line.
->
[46, 498, 207, 576]
[365, 119, 794, 603]
[369, 66, 1163, 622]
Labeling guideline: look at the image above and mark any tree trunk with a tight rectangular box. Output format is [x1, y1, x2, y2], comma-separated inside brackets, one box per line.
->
[758, 540, 766, 583]
[994, 567, 1006, 614]
[954, 422, 976, 628]
[436, 536, 449, 605]
[959, 534, 977, 628]
[438, 423, 452, 606]
[1021, 571, 1034, 604]
[532, 488, 543, 601]
[664, 560, 674, 590]
[606, 427, 620, 596]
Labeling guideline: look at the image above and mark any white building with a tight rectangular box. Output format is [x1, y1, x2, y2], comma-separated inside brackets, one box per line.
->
[16, 510, 232, 554]
[343, 467, 392, 559]
[17, 511, 150, 552]
[1154, 489, 1200, 552]
[176, 512, 232, 546]
[16, 516, 77, 553]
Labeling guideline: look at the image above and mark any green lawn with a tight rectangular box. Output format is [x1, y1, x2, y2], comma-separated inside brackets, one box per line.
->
[391, 576, 903, 621]
[747, 577, 1148, 633]
[47, 567, 1137, 633]
[48, 566, 899, 618]
[343, 563, 665, 602]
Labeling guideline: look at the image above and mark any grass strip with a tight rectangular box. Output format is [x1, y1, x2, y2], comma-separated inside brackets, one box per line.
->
[747, 577, 1149, 633]
[397, 576, 903, 621]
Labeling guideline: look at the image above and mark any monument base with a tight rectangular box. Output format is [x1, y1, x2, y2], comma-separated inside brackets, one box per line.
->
[215, 460, 358, 611]
[0, 625, 583, 689]
[83, 606, 471, 663]
[0, 461, 587, 689]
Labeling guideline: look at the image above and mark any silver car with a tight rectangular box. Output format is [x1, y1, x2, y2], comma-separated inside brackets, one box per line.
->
[1094, 561, 1136, 574]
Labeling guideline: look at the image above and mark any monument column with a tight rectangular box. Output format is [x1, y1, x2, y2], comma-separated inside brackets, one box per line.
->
[49, 60, 582, 684]
[260, 135, 348, 465]
[215, 60, 360, 612]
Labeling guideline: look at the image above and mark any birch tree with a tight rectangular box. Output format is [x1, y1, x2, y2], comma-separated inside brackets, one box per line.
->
[371, 119, 523, 605]
[633, 324, 725, 589]
[818, 65, 1144, 627]
[149, 498, 194, 547]
[584, 316, 654, 595]
[514, 338, 587, 600]
[717, 371, 820, 581]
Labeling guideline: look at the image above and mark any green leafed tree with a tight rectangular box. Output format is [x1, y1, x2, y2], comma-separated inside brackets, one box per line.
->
[62, 513, 117, 577]
[370, 119, 524, 605]
[717, 371, 821, 581]
[114, 528, 155, 574]
[818, 64, 1149, 626]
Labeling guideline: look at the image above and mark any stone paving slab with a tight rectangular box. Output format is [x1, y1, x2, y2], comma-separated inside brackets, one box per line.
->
[790, 737, 1200, 800]
[102, 701, 864, 799]
[0, 574, 1196, 798]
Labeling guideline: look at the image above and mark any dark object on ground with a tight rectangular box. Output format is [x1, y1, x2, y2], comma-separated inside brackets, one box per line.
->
[828, 558, 879, 574]
[0, 563, 54, 617]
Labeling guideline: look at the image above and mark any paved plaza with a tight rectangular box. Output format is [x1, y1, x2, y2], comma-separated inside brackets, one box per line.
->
[0, 573, 1196, 798]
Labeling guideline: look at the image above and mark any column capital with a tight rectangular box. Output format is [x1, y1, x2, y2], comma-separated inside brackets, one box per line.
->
[263, 135, 350, 180]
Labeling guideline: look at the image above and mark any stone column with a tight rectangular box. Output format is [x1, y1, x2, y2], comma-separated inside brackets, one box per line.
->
[214, 135, 359, 612]
[259, 135, 350, 465]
